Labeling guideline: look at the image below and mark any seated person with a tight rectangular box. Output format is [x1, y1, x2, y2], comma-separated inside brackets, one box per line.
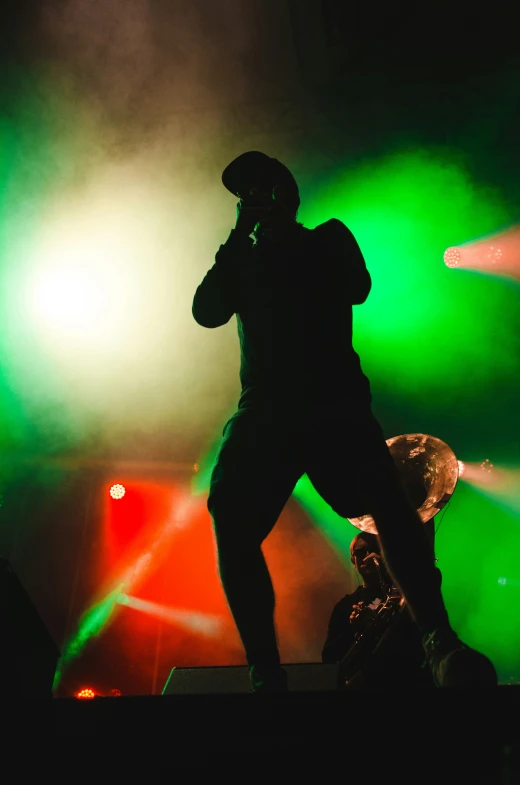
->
[322, 531, 435, 689]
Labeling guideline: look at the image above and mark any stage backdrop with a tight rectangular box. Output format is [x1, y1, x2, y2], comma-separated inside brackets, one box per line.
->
[0, 0, 518, 696]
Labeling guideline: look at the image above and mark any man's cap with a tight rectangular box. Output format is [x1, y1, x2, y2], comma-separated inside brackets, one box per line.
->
[222, 150, 300, 212]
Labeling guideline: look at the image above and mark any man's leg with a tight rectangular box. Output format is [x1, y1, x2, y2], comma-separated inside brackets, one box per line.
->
[207, 411, 303, 690]
[359, 462, 449, 633]
[306, 408, 497, 687]
[362, 462, 497, 687]
[213, 528, 285, 691]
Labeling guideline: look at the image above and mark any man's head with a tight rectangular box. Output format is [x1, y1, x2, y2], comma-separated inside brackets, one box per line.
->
[222, 150, 300, 218]
[350, 531, 383, 585]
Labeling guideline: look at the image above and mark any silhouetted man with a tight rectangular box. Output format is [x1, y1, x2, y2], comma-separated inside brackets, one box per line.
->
[192, 150, 497, 692]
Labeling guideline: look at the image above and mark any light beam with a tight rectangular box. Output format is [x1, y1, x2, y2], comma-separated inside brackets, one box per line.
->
[444, 225, 520, 281]
[116, 595, 225, 637]
[457, 459, 520, 514]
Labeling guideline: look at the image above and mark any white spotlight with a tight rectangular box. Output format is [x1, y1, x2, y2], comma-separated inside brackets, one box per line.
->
[110, 484, 126, 500]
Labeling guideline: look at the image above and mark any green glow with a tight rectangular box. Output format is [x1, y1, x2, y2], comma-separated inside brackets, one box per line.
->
[53, 583, 124, 690]
[292, 474, 355, 565]
[0, 79, 76, 453]
[300, 148, 515, 399]
[434, 481, 520, 683]
[191, 419, 236, 497]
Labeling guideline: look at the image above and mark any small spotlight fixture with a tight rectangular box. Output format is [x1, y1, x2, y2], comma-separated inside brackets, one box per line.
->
[444, 247, 461, 268]
[76, 687, 96, 699]
[110, 483, 126, 500]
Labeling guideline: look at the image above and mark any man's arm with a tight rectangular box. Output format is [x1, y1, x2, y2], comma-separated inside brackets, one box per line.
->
[319, 218, 372, 305]
[192, 229, 253, 328]
[321, 596, 356, 664]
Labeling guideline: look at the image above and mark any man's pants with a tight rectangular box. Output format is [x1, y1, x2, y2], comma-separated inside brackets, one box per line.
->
[207, 404, 446, 665]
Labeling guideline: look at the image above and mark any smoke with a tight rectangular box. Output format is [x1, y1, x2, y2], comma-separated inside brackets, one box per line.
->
[264, 501, 355, 662]
[0, 0, 306, 465]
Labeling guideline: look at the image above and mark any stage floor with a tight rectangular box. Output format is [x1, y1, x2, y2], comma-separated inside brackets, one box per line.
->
[4, 685, 520, 782]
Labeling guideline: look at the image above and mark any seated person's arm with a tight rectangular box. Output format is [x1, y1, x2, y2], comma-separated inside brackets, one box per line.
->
[322, 597, 356, 664]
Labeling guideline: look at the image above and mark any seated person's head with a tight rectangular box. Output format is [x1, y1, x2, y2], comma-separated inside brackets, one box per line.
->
[350, 531, 385, 584]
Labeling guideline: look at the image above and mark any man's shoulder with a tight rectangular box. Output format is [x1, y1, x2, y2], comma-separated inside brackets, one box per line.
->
[311, 218, 355, 243]
[312, 218, 349, 232]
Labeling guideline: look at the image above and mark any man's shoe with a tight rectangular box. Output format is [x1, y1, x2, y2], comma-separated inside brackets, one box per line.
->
[249, 664, 288, 693]
[422, 628, 498, 688]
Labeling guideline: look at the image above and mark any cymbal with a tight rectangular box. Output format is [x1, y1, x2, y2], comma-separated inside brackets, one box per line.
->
[347, 433, 459, 534]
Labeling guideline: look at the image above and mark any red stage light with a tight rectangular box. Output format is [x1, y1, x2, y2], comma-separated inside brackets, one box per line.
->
[76, 687, 96, 699]
[110, 484, 126, 500]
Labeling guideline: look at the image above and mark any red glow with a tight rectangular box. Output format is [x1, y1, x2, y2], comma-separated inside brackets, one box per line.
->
[96, 479, 238, 658]
[98, 488, 243, 670]
[131, 498, 234, 619]
[102, 480, 179, 578]
[84, 476, 351, 693]
[107, 495, 350, 670]
[76, 687, 96, 699]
